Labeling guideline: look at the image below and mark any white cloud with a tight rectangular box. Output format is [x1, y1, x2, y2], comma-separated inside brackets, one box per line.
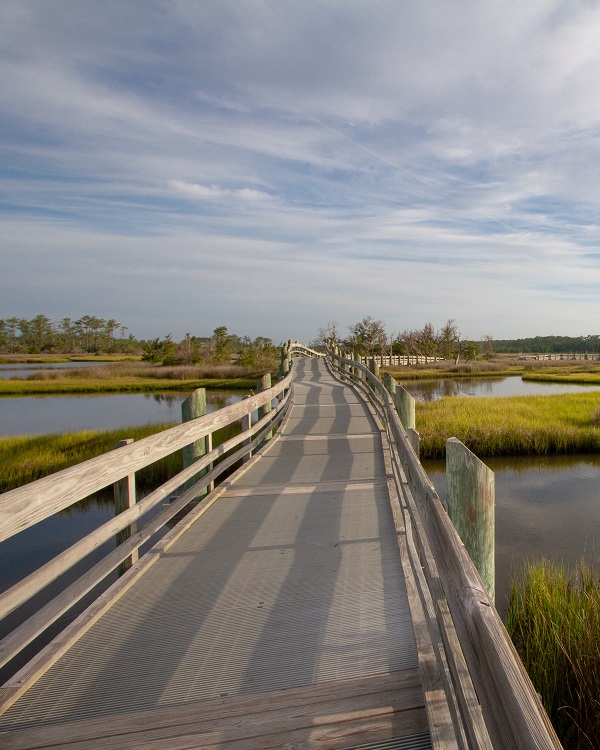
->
[2, 1, 600, 342]
[168, 180, 272, 202]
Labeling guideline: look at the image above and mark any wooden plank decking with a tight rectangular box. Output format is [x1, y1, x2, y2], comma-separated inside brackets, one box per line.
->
[0, 358, 431, 749]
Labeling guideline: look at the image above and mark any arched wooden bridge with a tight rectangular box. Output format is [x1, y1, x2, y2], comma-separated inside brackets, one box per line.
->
[0, 344, 561, 749]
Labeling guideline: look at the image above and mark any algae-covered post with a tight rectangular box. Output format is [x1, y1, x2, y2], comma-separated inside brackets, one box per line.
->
[395, 384, 415, 431]
[446, 437, 495, 601]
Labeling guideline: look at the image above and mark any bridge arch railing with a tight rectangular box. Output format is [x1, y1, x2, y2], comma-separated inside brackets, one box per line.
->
[0, 353, 307, 713]
[326, 345, 561, 750]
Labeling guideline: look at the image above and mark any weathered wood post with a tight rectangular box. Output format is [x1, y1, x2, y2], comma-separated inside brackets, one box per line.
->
[113, 438, 138, 574]
[446, 437, 495, 601]
[280, 343, 290, 377]
[241, 395, 252, 462]
[182, 388, 209, 499]
[368, 357, 380, 379]
[257, 373, 273, 441]
[395, 385, 415, 431]
[383, 371, 396, 398]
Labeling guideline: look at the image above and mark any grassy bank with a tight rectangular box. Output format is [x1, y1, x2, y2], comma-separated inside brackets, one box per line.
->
[384, 356, 600, 381]
[506, 559, 600, 749]
[0, 420, 243, 493]
[523, 367, 600, 385]
[0, 425, 177, 493]
[0, 361, 272, 395]
[416, 392, 600, 457]
[0, 377, 257, 395]
[385, 364, 523, 380]
[0, 355, 141, 364]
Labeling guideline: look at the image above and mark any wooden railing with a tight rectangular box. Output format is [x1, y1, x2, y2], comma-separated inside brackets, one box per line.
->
[358, 353, 445, 366]
[327, 345, 561, 750]
[0, 349, 311, 713]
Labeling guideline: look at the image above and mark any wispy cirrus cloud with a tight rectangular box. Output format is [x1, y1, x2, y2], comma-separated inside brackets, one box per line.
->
[2, 0, 600, 341]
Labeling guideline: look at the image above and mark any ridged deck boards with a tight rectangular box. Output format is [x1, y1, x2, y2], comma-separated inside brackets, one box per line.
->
[0, 358, 426, 749]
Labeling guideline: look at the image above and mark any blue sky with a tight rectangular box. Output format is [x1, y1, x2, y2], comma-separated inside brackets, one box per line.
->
[2, 1, 600, 344]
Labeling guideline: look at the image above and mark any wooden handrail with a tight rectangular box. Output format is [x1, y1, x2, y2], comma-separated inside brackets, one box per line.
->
[326, 346, 561, 750]
[0, 361, 295, 688]
[0, 372, 292, 542]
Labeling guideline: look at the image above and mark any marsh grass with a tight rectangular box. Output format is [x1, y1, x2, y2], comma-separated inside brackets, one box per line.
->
[0, 421, 241, 493]
[506, 559, 600, 748]
[416, 392, 600, 457]
[523, 366, 600, 385]
[384, 357, 600, 381]
[384, 363, 521, 380]
[0, 362, 272, 395]
[0, 425, 175, 493]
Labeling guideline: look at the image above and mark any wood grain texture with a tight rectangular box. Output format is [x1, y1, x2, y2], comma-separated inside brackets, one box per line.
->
[2, 670, 427, 750]
[0, 372, 293, 543]
[327, 347, 562, 749]
[0, 392, 290, 623]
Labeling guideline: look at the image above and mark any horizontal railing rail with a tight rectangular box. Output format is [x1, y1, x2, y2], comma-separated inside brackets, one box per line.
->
[327, 345, 561, 750]
[356, 353, 445, 366]
[0, 352, 305, 713]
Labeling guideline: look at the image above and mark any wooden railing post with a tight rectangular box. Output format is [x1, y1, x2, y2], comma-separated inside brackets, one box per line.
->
[182, 388, 209, 499]
[257, 373, 273, 441]
[113, 438, 138, 574]
[446, 437, 495, 601]
[395, 385, 415, 431]
[407, 428, 420, 457]
[383, 371, 396, 397]
[280, 343, 290, 377]
[241, 395, 252, 462]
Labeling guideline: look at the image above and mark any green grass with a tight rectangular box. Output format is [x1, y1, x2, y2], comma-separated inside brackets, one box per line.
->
[0, 425, 177, 493]
[0, 361, 275, 395]
[416, 392, 600, 457]
[0, 421, 243, 494]
[523, 367, 600, 385]
[506, 559, 600, 748]
[384, 365, 523, 380]
[0, 377, 257, 395]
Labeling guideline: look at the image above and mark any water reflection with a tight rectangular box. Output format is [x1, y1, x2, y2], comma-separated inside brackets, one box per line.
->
[399, 375, 600, 401]
[424, 454, 600, 617]
[0, 390, 246, 436]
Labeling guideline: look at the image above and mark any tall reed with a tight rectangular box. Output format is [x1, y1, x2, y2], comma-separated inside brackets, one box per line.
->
[506, 559, 600, 748]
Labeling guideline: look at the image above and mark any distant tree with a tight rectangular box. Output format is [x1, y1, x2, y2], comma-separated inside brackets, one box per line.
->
[210, 326, 236, 363]
[312, 321, 341, 350]
[141, 335, 176, 363]
[481, 335, 494, 357]
[439, 319, 459, 359]
[347, 316, 387, 356]
[238, 336, 279, 369]
[417, 321, 438, 356]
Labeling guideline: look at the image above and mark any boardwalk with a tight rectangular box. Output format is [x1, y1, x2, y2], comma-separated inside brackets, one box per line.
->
[1, 357, 431, 749]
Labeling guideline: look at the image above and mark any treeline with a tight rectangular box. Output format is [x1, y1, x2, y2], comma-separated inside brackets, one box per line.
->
[0, 315, 134, 354]
[316, 318, 486, 361]
[141, 327, 278, 369]
[0, 315, 279, 369]
[494, 336, 600, 354]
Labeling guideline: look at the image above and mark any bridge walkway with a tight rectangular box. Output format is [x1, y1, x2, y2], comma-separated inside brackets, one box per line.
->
[1, 357, 431, 750]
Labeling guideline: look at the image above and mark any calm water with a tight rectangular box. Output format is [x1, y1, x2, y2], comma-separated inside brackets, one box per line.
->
[424, 454, 600, 616]
[0, 391, 245, 436]
[399, 375, 600, 401]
